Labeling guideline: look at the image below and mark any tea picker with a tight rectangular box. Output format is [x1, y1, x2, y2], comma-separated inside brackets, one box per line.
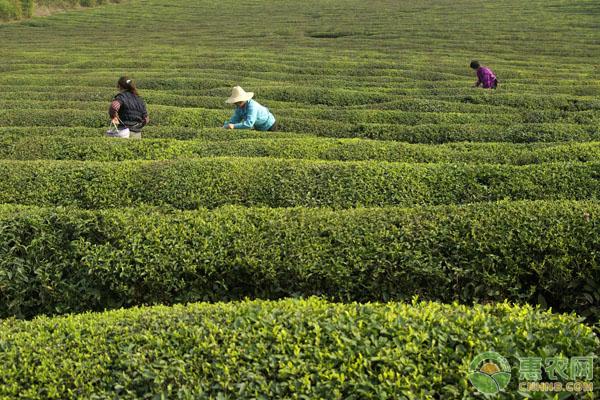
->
[223, 86, 278, 131]
[470, 60, 498, 89]
[107, 76, 149, 139]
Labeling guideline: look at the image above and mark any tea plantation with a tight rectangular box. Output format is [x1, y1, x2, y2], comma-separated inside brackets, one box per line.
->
[0, 0, 599, 398]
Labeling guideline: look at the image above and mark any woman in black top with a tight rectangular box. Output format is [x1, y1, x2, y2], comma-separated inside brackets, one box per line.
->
[108, 76, 149, 138]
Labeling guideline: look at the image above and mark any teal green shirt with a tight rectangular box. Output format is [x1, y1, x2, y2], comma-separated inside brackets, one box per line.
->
[224, 99, 276, 131]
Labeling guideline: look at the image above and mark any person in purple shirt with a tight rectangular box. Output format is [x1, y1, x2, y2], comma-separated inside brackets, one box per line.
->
[470, 60, 498, 89]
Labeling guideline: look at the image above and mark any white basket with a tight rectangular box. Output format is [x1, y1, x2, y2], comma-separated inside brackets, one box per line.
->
[106, 121, 130, 139]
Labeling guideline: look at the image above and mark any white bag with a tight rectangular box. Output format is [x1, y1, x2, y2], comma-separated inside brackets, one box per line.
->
[105, 121, 130, 138]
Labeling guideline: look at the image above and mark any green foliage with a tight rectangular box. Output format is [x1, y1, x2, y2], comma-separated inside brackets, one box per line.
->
[0, 201, 599, 321]
[0, 0, 599, 395]
[20, 0, 32, 17]
[0, 0, 21, 20]
[0, 126, 311, 140]
[0, 298, 597, 399]
[0, 102, 598, 143]
[34, 0, 77, 6]
[1, 159, 600, 209]
[6, 136, 600, 164]
[1, 122, 598, 143]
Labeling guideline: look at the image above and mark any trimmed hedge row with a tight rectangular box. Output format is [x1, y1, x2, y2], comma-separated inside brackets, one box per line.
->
[281, 108, 599, 126]
[0, 107, 598, 131]
[0, 98, 538, 122]
[0, 298, 597, 399]
[279, 121, 599, 143]
[372, 94, 600, 112]
[2, 159, 600, 209]
[0, 201, 599, 320]
[0, 126, 312, 140]
[395, 85, 600, 97]
[0, 123, 597, 145]
[0, 93, 517, 113]
[6, 135, 600, 164]
[0, 108, 227, 128]
[2, 75, 598, 98]
[3, 85, 599, 112]
[2, 80, 596, 99]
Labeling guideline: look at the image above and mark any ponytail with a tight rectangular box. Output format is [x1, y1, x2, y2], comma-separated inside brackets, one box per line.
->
[117, 76, 139, 96]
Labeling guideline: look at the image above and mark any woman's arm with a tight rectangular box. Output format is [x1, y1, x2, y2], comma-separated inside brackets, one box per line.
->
[475, 69, 483, 87]
[232, 102, 257, 129]
[141, 100, 149, 126]
[224, 107, 243, 128]
[109, 99, 121, 123]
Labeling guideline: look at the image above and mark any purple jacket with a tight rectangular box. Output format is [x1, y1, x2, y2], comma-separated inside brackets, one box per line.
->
[476, 67, 497, 88]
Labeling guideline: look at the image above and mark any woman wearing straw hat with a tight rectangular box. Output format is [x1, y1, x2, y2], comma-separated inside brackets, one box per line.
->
[223, 86, 277, 131]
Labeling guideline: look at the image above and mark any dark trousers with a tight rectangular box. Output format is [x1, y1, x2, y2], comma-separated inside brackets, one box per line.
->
[267, 121, 278, 132]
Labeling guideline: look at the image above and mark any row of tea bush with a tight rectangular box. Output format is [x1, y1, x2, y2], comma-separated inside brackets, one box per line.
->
[0, 298, 597, 399]
[0, 201, 598, 320]
[2, 158, 600, 209]
[4, 135, 600, 164]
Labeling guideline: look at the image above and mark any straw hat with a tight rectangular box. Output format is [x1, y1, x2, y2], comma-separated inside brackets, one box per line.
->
[226, 86, 254, 104]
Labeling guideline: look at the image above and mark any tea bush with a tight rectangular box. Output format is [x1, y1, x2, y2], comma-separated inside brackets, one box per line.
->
[2, 159, 600, 209]
[0, 126, 312, 140]
[0, 201, 598, 320]
[0, 0, 21, 21]
[5, 136, 600, 164]
[0, 298, 596, 399]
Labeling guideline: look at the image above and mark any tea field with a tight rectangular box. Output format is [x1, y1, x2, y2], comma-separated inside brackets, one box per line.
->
[0, 0, 599, 398]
